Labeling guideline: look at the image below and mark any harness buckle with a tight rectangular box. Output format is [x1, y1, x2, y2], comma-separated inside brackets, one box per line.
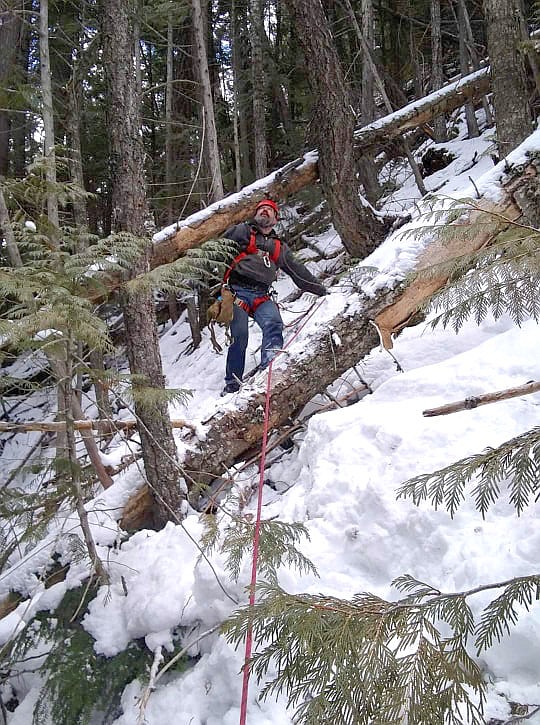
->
[263, 253, 271, 268]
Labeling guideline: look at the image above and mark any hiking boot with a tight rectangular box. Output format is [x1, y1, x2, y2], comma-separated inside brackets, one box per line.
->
[221, 381, 240, 396]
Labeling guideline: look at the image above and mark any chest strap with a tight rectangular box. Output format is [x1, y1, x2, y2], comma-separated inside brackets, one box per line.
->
[223, 228, 281, 284]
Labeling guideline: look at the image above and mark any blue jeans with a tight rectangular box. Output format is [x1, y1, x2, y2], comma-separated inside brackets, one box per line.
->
[225, 286, 283, 385]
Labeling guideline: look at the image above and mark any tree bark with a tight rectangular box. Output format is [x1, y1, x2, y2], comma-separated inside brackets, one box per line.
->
[482, 0, 533, 156]
[249, 0, 268, 178]
[165, 14, 175, 224]
[457, 0, 494, 127]
[102, 0, 186, 526]
[192, 0, 224, 202]
[352, 0, 381, 203]
[0, 0, 22, 175]
[283, 0, 385, 258]
[430, 0, 447, 141]
[38, 0, 59, 231]
[453, 0, 479, 138]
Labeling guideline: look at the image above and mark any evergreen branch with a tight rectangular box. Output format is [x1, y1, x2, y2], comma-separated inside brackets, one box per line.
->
[475, 576, 540, 653]
[222, 583, 486, 724]
[213, 519, 317, 583]
[125, 238, 238, 294]
[397, 427, 540, 517]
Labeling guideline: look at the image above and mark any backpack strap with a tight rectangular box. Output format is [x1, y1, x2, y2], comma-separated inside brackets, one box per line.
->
[223, 228, 281, 283]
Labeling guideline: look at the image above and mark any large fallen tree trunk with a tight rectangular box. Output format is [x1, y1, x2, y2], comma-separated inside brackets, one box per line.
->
[150, 68, 491, 269]
[120, 157, 537, 528]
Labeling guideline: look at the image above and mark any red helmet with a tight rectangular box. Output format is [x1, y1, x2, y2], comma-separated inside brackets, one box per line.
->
[255, 199, 279, 217]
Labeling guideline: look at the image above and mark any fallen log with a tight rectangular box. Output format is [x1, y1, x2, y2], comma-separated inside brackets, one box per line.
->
[150, 69, 491, 269]
[374, 162, 538, 349]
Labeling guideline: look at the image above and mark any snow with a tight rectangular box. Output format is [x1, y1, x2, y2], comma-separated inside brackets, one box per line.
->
[2, 120, 540, 724]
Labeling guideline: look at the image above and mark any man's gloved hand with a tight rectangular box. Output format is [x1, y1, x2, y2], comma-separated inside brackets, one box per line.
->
[317, 286, 328, 296]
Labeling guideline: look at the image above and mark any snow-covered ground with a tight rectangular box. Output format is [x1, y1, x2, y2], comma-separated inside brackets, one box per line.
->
[2, 118, 540, 724]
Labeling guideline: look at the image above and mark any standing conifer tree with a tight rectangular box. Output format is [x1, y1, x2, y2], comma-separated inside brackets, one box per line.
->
[283, 0, 385, 258]
[102, 0, 185, 526]
[483, 0, 533, 155]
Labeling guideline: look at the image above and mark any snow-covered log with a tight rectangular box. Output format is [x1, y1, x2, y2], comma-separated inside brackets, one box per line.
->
[150, 69, 491, 269]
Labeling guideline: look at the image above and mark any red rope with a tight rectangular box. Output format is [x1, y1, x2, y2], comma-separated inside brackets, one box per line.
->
[238, 358, 273, 725]
[238, 297, 325, 724]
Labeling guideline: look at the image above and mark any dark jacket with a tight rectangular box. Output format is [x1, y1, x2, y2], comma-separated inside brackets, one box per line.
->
[224, 221, 326, 296]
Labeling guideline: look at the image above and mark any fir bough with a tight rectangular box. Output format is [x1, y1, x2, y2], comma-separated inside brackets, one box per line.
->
[223, 582, 486, 725]
[201, 515, 318, 583]
[397, 427, 540, 517]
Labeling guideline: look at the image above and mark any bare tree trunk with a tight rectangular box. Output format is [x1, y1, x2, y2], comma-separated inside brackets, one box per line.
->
[430, 0, 447, 141]
[356, 0, 381, 203]
[38, 0, 59, 231]
[38, 0, 66, 461]
[482, 0, 533, 156]
[61, 340, 109, 582]
[457, 0, 494, 127]
[192, 0, 224, 202]
[452, 0, 479, 138]
[231, 70, 242, 192]
[102, 0, 186, 526]
[284, 0, 385, 258]
[65, 47, 116, 462]
[0, 0, 22, 175]
[165, 14, 174, 224]
[230, 0, 242, 190]
[249, 0, 267, 178]
[343, 0, 426, 197]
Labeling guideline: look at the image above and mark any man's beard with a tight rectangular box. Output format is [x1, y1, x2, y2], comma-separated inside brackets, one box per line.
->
[254, 211, 273, 228]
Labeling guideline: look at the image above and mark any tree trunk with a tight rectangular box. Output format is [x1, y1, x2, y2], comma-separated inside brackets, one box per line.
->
[231, 0, 252, 184]
[458, 0, 494, 127]
[482, 0, 533, 156]
[430, 0, 447, 141]
[284, 0, 385, 258]
[38, 0, 59, 231]
[249, 0, 268, 177]
[192, 0, 224, 202]
[453, 0, 479, 138]
[342, 0, 425, 197]
[102, 0, 186, 526]
[353, 0, 381, 203]
[0, 0, 22, 175]
[165, 14, 175, 223]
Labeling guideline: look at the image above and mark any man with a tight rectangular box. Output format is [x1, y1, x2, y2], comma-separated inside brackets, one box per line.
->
[221, 198, 327, 395]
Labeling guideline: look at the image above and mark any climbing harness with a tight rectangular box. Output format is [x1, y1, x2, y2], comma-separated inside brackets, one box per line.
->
[223, 227, 281, 286]
[238, 297, 325, 725]
[219, 228, 281, 319]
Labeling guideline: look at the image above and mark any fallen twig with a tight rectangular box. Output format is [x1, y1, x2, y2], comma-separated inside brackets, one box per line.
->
[423, 381, 540, 417]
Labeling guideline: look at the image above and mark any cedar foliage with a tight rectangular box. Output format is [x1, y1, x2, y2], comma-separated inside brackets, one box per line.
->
[221, 205, 540, 724]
